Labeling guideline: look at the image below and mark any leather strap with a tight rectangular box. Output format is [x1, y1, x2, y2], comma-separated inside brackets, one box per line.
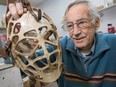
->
[21, 0, 38, 21]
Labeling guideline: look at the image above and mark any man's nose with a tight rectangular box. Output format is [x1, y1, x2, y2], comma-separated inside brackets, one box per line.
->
[73, 23, 81, 35]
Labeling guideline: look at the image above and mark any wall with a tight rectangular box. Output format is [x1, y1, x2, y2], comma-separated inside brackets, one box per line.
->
[36, 0, 75, 37]
[89, 0, 116, 33]
[0, 1, 116, 34]
[37, 0, 116, 34]
[99, 6, 116, 33]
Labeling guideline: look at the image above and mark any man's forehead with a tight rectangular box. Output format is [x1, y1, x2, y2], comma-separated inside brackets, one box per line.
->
[66, 17, 91, 23]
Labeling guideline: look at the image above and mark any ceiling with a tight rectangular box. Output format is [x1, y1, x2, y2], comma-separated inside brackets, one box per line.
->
[0, 0, 45, 7]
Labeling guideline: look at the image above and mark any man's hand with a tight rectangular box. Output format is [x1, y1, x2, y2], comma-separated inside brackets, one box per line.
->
[6, 0, 27, 21]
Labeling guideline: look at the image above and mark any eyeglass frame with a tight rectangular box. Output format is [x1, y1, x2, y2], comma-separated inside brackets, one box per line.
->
[62, 18, 94, 32]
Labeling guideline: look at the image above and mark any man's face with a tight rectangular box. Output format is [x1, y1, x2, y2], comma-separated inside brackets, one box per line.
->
[65, 4, 99, 52]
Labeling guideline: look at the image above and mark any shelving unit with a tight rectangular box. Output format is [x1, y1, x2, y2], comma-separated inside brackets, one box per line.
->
[97, 2, 116, 33]
[0, 27, 6, 30]
[0, 27, 6, 34]
[98, 4, 116, 12]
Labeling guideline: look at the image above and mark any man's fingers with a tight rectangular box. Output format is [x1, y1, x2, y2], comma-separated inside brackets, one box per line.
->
[16, 2, 24, 15]
[8, 3, 19, 20]
[24, 8, 27, 13]
[6, 11, 11, 20]
[6, 11, 11, 25]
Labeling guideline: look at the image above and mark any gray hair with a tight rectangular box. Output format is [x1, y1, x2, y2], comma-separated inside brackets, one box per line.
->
[64, 0, 100, 23]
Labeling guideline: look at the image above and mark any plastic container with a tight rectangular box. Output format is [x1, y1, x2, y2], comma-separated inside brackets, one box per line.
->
[107, 24, 115, 33]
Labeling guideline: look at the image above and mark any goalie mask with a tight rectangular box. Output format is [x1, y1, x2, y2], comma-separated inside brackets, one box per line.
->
[7, 8, 62, 83]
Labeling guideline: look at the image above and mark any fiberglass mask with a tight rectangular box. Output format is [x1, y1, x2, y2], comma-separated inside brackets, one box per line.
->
[7, 8, 62, 83]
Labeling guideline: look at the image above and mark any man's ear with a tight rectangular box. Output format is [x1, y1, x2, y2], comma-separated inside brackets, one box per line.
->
[95, 17, 100, 30]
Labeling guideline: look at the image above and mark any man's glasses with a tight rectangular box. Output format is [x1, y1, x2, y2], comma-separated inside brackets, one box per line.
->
[62, 18, 93, 31]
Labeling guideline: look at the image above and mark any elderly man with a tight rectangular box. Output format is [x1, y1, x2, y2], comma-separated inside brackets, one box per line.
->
[6, 0, 116, 87]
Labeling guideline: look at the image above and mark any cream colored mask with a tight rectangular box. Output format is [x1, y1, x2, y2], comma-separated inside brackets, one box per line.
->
[7, 8, 62, 83]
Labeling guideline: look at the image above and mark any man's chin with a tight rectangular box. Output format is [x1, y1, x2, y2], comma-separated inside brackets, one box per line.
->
[75, 44, 85, 49]
[74, 40, 87, 46]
